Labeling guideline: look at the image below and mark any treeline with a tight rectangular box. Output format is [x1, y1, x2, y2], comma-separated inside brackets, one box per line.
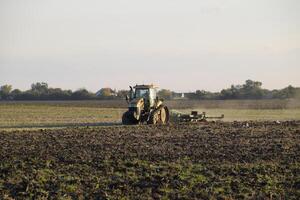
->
[183, 80, 300, 100]
[0, 80, 299, 101]
[0, 83, 120, 101]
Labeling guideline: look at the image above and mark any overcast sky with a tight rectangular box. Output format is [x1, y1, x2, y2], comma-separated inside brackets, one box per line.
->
[0, 0, 299, 92]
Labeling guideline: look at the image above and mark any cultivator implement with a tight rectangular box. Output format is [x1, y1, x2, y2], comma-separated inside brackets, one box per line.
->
[172, 111, 224, 122]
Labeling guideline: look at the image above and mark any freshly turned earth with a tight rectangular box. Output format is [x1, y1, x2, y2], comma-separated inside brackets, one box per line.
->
[1, 121, 300, 199]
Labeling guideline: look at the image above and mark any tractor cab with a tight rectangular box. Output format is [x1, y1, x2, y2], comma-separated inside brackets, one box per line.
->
[129, 85, 158, 108]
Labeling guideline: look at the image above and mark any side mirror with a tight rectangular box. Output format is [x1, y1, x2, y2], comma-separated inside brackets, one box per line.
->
[125, 95, 129, 102]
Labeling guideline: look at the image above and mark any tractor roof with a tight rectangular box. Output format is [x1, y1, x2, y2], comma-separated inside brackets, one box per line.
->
[134, 84, 158, 89]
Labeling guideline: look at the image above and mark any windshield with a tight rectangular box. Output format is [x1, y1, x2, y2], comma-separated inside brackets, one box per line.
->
[135, 89, 149, 98]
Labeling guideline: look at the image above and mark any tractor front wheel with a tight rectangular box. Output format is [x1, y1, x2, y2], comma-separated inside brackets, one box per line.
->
[122, 111, 138, 125]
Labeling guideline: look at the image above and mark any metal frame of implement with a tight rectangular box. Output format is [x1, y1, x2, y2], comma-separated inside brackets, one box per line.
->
[178, 111, 224, 122]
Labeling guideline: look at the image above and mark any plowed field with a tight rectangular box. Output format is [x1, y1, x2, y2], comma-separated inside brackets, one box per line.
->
[1, 121, 300, 199]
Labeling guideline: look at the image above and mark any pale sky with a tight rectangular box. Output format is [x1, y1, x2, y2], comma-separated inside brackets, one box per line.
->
[0, 0, 299, 92]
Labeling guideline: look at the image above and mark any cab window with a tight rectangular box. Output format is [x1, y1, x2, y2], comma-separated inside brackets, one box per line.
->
[135, 89, 149, 98]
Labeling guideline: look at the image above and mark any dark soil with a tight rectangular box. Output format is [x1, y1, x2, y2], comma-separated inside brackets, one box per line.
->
[1, 121, 299, 199]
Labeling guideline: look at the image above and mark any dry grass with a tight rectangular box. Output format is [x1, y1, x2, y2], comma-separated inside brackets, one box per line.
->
[0, 104, 125, 127]
[0, 99, 300, 128]
[1, 99, 299, 109]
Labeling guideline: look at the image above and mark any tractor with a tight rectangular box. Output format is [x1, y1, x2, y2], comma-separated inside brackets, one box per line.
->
[122, 84, 169, 125]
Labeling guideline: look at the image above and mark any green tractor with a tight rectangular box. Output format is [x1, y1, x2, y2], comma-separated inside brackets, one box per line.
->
[122, 84, 170, 125]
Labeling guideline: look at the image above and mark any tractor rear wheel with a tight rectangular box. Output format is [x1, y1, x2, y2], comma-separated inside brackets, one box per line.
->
[160, 106, 169, 124]
[148, 106, 169, 125]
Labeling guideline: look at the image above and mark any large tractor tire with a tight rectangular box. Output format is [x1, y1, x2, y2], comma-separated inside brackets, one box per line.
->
[148, 106, 169, 125]
[160, 106, 170, 124]
[122, 111, 138, 125]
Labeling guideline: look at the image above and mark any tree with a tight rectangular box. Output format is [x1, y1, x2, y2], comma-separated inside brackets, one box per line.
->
[96, 88, 116, 98]
[27, 82, 49, 100]
[219, 80, 264, 99]
[241, 80, 263, 99]
[117, 90, 129, 98]
[220, 89, 233, 99]
[194, 90, 219, 100]
[157, 89, 173, 100]
[272, 85, 296, 99]
[31, 82, 48, 93]
[244, 80, 262, 89]
[0, 85, 12, 100]
[10, 89, 22, 99]
[48, 88, 72, 100]
[220, 85, 240, 99]
[71, 89, 95, 100]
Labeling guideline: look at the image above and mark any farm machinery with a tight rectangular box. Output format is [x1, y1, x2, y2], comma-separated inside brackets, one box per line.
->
[122, 84, 169, 125]
[172, 110, 224, 122]
[122, 84, 225, 125]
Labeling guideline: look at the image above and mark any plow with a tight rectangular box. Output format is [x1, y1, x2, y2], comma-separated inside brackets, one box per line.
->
[172, 110, 224, 122]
